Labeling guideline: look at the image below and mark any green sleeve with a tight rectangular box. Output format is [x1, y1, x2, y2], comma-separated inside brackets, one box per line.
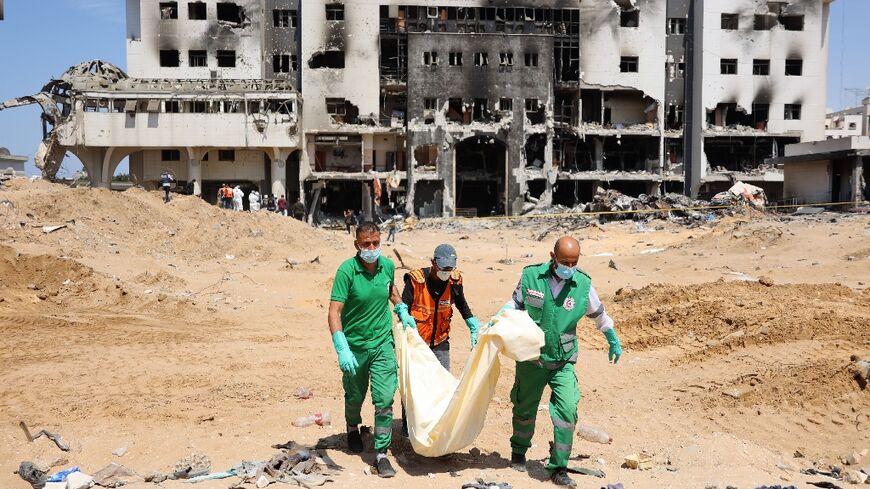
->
[330, 266, 351, 303]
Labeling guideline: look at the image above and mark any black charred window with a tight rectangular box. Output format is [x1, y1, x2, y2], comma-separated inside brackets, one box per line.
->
[721, 13, 738, 30]
[779, 15, 804, 31]
[326, 4, 344, 21]
[217, 50, 236, 68]
[753, 59, 770, 76]
[189, 50, 207, 67]
[423, 51, 439, 66]
[449, 52, 463, 66]
[784, 104, 801, 120]
[162, 149, 181, 161]
[525, 53, 539, 67]
[274, 9, 297, 28]
[474, 52, 488, 66]
[620, 56, 638, 73]
[273, 54, 291, 73]
[499, 98, 513, 111]
[620, 10, 639, 28]
[219, 150, 236, 161]
[160, 2, 178, 19]
[667, 18, 686, 35]
[424, 98, 438, 110]
[720, 58, 738, 75]
[785, 59, 803, 76]
[188, 2, 206, 20]
[160, 50, 180, 67]
[217, 3, 244, 24]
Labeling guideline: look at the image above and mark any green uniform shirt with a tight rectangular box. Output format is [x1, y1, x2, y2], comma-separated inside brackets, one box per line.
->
[520, 262, 591, 366]
[330, 255, 395, 350]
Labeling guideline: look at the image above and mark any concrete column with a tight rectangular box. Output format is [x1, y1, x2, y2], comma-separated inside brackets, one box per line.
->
[75, 147, 110, 188]
[852, 156, 865, 207]
[188, 158, 202, 196]
[541, 131, 555, 208]
[362, 133, 375, 171]
[361, 182, 372, 220]
[593, 138, 604, 171]
[271, 149, 287, 198]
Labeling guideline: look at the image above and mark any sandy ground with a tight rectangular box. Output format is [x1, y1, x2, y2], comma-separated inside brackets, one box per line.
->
[0, 180, 868, 489]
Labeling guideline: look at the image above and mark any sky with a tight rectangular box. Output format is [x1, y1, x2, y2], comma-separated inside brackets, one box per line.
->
[1, 0, 869, 177]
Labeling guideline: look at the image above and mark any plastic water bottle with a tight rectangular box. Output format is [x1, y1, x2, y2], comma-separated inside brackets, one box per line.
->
[292, 411, 331, 427]
[577, 424, 612, 444]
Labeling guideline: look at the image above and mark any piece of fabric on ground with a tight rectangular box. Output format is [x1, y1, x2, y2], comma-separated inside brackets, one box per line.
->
[395, 310, 545, 457]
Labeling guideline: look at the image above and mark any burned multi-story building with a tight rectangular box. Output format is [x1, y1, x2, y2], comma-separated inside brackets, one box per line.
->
[1, 0, 834, 217]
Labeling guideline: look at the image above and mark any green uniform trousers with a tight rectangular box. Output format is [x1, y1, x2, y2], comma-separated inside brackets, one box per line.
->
[510, 361, 581, 472]
[342, 340, 398, 452]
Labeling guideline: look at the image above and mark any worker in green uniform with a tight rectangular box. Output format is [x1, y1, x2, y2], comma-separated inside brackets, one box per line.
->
[328, 221, 409, 478]
[500, 236, 622, 487]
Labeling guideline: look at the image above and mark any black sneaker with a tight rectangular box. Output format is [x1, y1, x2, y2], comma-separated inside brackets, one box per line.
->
[375, 457, 396, 478]
[347, 430, 363, 453]
[550, 468, 576, 487]
[510, 452, 527, 472]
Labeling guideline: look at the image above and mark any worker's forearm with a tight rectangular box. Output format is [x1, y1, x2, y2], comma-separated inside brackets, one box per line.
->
[327, 302, 344, 334]
[389, 285, 402, 305]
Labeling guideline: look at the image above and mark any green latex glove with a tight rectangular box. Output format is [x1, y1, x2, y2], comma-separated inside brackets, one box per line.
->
[394, 303, 417, 330]
[332, 331, 358, 375]
[603, 328, 622, 364]
[465, 317, 481, 349]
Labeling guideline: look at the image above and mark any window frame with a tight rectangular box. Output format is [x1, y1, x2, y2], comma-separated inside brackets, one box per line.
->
[620, 56, 639, 73]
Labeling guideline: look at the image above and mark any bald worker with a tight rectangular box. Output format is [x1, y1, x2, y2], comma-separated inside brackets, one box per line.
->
[501, 236, 622, 487]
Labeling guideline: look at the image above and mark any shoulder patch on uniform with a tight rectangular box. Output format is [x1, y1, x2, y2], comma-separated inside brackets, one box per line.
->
[450, 270, 462, 281]
[408, 269, 426, 283]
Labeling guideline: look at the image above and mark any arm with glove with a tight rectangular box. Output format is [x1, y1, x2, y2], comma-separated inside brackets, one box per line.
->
[452, 281, 480, 349]
[328, 300, 359, 375]
[587, 286, 622, 364]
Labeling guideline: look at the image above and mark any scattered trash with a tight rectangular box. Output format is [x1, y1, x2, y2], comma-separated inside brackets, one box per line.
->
[197, 414, 215, 423]
[565, 466, 605, 478]
[19, 422, 71, 451]
[801, 467, 842, 480]
[608, 260, 619, 271]
[851, 356, 870, 389]
[294, 387, 314, 399]
[143, 472, 168, 483]
[47, 467, 80, 482]
[17, 461, 47, 489]
[758, 276, 775, 287]
[794, 206, 825, 215]
[225, 254, 235, 260]
[65, 471, 93, 489]
[602, 484, 625, 489]
[461, 479, 512, 489]
[639, 248, 665, 255]
[807, 482, 843, 489]
[173, 453, 211, 479]
[576, 424, 612, 444]
[755, 485, 797, 489]
[111, 446, 128, 457]
[622, 452, 653, 470]
[256, 474, 271, 488]
[91, 463, 137, 487]
[293, 411, 331, 427]
[42, 224, 68, 234]
[590, 253, 614, 257]
[844, 469, 868, 484]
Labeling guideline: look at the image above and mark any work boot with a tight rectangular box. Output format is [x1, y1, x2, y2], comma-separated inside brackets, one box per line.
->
[375, 456, 396, 478]
[347, 430, 363, 453]
[550, 468, 576, 487]
[510, 452, 527, 472]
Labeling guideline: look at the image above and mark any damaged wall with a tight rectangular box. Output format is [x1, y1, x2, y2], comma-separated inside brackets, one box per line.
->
[702, 0, 829, 141]
[127, 0, 264, 78]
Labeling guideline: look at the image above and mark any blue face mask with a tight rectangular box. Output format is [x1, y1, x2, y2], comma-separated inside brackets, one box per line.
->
[359, 248, 381, 264]
[554, 262, 576, 280]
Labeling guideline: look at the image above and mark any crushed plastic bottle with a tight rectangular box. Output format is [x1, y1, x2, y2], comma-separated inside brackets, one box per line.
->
[577, 424, 612, 444]
[292, 411, 331, 427]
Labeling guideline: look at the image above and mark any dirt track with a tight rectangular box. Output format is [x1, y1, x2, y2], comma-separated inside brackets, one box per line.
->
[1, 180, 868, 489]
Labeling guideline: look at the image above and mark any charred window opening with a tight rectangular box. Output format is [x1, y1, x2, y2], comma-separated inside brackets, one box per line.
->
[666, 104, 683, 130]
[449, 52, 463, 66]
[219, 150, 235, 161]
[785, 59, 803, 76]
[555, 93, 575, 125]
[620, 56, 638, 73]
[217, 3, 245, 25]
[525, 99, 545, 125]
[473, 52, 488, 66]
[581, 90, 602, 124]
[267, 99, 294, 114]
[217, 50, 236, 68]
[704, 137, 797, 174]
[525, 52, 539, 67]
[189, 101, 208, 113]
[413, 144, 438, 169]
[472, 98, 490, 122]
[553, 135, 593, 173]
[753, 59, 770, 76]
[555, 40, 579, 82]
[499, 52, 514, 68]
[455, 137, 507, 217]
[423, 51, 439, 66]
[160, 2, 178, 19]
[273, 54, 295, 73]
[165, 101, 181, 113]
[221, 101, 241, 113]
[602, 136, 658, 172]
[620, 10, 639, 28]
[423, 98, 438, 110]
[379, 90, 406, 126]
[326, 4, 344, 21]
[326, 98, 359, 124]
[754, 14, 776, 31]
[162, 149, 181, 161]
[720, 58, 738, 75]
[779, 15, 804, 31]
[784, 104, 802, 120]
[273, 9, 297, 28]
[721, 13, 738, 30]
[524, 134, 547, 168]
[309, 51, 345, 69]
[160, 50, 180, 67]
[708, 103, 752, 127]
[752, 103, 770, 129]
[189, 50, 207, 67]
[379, 38, 407, 82]
[188, 2, 206, 20]
[666, 62, 685, 79]
[447, 98, 466, 123]
[499, 98, 513, 111]
[667, 18, 686, 35]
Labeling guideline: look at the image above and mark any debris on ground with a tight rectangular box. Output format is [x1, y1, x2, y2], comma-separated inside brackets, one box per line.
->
[91, 463, 138, 487]
[173, 453, 211, 479]
[623, 452, 654, 470]
[461, 479, 512, 489]
[565, 466, 605, 478]
[19, 422, 71, 451]
[17, 461, 48, 489]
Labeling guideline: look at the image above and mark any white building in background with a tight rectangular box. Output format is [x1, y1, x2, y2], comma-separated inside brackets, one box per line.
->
[826, 98, 870, 140]
[0, 147, 27, 177]
[1, 0, 837, 217]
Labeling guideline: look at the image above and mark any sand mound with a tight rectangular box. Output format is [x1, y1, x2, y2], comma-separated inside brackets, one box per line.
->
[0, 180, 332, 263]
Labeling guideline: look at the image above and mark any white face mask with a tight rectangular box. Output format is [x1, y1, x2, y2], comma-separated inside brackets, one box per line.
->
[436, 270, 451, 281]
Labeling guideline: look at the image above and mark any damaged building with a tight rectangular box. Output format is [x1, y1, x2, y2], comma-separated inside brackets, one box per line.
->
[0, 0, 835, 218]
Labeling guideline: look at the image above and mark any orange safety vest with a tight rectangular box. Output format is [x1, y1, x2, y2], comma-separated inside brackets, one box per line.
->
[222, 187, 233, 198]
[407, 268, 462, 347]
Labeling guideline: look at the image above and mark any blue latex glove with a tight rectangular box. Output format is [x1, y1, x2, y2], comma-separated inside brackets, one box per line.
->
[332, 331, 358, 375]
[603, 328, 622, 364]
[465, 317, 480, 349]
[394, 303, 417, 330]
